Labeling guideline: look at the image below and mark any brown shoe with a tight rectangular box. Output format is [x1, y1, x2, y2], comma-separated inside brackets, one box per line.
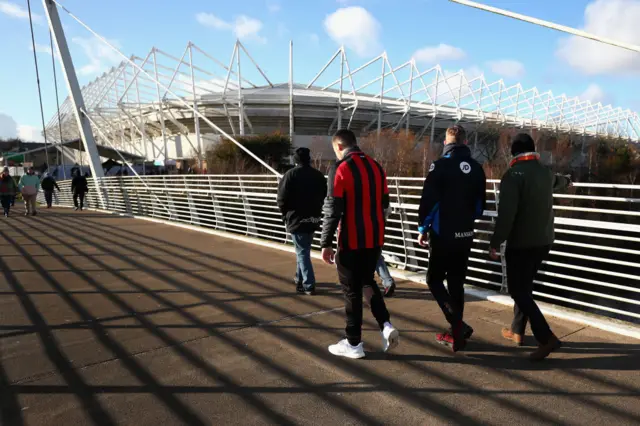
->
[529, 335, 562, 362]
[501, 328, 523, 346]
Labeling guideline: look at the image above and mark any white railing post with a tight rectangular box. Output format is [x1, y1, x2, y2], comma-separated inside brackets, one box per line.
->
[120, 177, 132, 215]
[208, 176, 227, 231]
[395, 179, 417, 270]
[185, 176, 201, 226]
[493, 181, 509, 294]
[164, 176, 176, 220]
[239, 176, 258, 237]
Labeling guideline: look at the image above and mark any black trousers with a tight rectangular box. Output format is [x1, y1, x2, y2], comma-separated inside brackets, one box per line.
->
[426, 234, 472, 328]
[44, 190, 53, 207]
[73, 191, 86, 209]
[0, 195, 11, 213]
[506, 245, 552, 345]
[336, 248, 390, 346]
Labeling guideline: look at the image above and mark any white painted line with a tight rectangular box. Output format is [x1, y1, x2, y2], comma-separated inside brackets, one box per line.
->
[57, 206, 640, 341]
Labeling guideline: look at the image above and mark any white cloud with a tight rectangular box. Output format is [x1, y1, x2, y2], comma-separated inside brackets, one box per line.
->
[556, 0, 640, 75]
[72, 36, 123, 76]
[277, 22, 289, 38]
[0, 113, 44, 142]
[267, 1, 281, 13]
[0, 1, 42, 23]
[0, 113, 18, 139]
[412, 43, 465, 65]
[18, 124, 44, 142]
[487, 59, 525, 79]
[324, 7, 381, 57]
[196, 12, 266, 43]
[29, 42, 59, 59]
[195, 12, 229, 30]
[579, 83, 610, 104]
[429, 66, 483, 104]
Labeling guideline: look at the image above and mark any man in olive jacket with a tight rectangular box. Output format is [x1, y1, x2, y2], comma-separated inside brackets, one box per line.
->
[489, 133, 571, 361]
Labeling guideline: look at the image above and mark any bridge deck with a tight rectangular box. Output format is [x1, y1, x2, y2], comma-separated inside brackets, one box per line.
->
[0, 209, 638, 426]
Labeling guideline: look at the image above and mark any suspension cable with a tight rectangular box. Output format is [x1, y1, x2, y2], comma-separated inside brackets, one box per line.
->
[49, 30, 66, 179]
[26, 0, 50, 172]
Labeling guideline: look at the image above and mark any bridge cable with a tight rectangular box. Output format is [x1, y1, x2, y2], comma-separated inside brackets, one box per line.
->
[26, 0, 51, 172]
[49, 30, 67, 179]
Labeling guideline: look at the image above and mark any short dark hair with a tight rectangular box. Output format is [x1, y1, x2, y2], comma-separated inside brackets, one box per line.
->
[511, 133, 536, 156]
[294, 147, 311, 165]
[446, 125, 466, 144]
[333, 129, 357, 148]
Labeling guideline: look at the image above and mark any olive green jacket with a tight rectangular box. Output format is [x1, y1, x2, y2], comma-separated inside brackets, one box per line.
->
[490, 159, 571, 250]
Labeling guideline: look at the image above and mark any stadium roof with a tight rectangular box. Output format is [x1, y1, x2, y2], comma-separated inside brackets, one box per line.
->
[45, 41, 640, 157]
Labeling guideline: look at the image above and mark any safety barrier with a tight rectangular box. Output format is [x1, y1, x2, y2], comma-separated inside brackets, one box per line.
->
[43, 175, 640, 324]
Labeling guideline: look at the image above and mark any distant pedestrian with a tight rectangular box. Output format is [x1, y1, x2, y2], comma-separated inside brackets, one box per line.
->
[374, 257, 396, 295]
[277, 147, 327, 295]
[363, 257, 396, 307]
[18, 167, 40, 217]
[0, 167, 17, 217]
[417, 125, 486, 352]
[489, 133, 571, 361]
[71, 171, 89, 211]
[321, 129, 399, 359]
[40, 173, 60, 208]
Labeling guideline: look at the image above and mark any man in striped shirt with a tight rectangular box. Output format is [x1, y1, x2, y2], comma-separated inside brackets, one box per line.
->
[320, 129, 400, 359]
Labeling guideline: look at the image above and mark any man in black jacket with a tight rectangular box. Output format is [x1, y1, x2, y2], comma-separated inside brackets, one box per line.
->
[71, 171, 89, 211]
[417, 125, 486, 352]
[277, 147, 327, 295]
[40, 173, 60, 208]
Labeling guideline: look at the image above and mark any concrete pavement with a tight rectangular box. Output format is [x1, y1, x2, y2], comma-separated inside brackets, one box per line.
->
[0, 209, 638, 425]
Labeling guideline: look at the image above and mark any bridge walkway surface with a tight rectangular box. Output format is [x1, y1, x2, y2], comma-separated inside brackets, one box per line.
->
[0, 209, 638, 425]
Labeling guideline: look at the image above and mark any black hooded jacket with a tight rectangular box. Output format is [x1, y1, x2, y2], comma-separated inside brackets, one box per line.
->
[41, 177, 60, 192]
[277, 164, 327, 234]
[71, 175, 89, 194]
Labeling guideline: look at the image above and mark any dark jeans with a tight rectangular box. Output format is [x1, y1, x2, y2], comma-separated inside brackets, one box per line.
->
[506, 245, 552, 345]
[73, 191, 86, 209]
[337, 248, 390, 346]
[44, 190, 54, 207]
[291, 232, 315, 290]
[0, 195, 11, 214]
[426, 234, 472, 327]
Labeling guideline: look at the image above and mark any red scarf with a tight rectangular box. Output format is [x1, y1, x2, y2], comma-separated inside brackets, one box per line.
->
[510, 152, 540, 168]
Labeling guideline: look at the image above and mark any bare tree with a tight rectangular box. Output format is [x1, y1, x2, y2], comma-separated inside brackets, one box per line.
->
[360, 129, 428, 177]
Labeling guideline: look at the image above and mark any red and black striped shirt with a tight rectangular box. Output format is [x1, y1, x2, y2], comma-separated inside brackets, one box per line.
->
[320, 148, 390, 250]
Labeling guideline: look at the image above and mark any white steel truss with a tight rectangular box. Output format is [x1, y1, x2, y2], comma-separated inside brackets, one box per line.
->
[45, 41, 640, 163]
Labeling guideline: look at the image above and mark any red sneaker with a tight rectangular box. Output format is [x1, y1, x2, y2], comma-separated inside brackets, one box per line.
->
[436, 322, 467, 352]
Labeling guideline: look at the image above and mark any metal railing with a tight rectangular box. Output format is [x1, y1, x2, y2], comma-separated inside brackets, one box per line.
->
[43, 175, 640, 324]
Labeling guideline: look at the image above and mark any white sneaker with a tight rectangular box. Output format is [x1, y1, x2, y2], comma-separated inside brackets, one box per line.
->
[328, 339, 365, 359]
[381, 323, 399, 352]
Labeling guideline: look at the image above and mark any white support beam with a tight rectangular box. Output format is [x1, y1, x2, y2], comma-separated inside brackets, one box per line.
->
[450, 0, 640, 53]
[42, 0, 105, 207]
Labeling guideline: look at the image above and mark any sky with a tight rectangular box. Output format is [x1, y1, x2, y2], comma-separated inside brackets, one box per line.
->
[1, 0, 639, 142]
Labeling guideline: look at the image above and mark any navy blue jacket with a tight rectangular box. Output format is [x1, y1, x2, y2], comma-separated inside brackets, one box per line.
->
[418, 143, 486, 244]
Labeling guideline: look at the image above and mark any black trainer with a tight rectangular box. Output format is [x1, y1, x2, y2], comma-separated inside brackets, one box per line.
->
[384, 282, 396, 298]
[448, 322, 474, 340]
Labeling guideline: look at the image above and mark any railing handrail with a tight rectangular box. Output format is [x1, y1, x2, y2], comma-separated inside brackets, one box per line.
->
[45, 173, 640, 326]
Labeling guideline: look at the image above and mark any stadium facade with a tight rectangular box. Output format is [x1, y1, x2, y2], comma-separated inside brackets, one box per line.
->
[44, 41, 640, 169]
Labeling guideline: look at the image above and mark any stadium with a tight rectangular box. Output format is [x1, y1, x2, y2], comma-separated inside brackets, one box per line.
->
[42, 40, 640, 173]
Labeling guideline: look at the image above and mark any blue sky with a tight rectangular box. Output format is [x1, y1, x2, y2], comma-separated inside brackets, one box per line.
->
[1, 0, 639, 141]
